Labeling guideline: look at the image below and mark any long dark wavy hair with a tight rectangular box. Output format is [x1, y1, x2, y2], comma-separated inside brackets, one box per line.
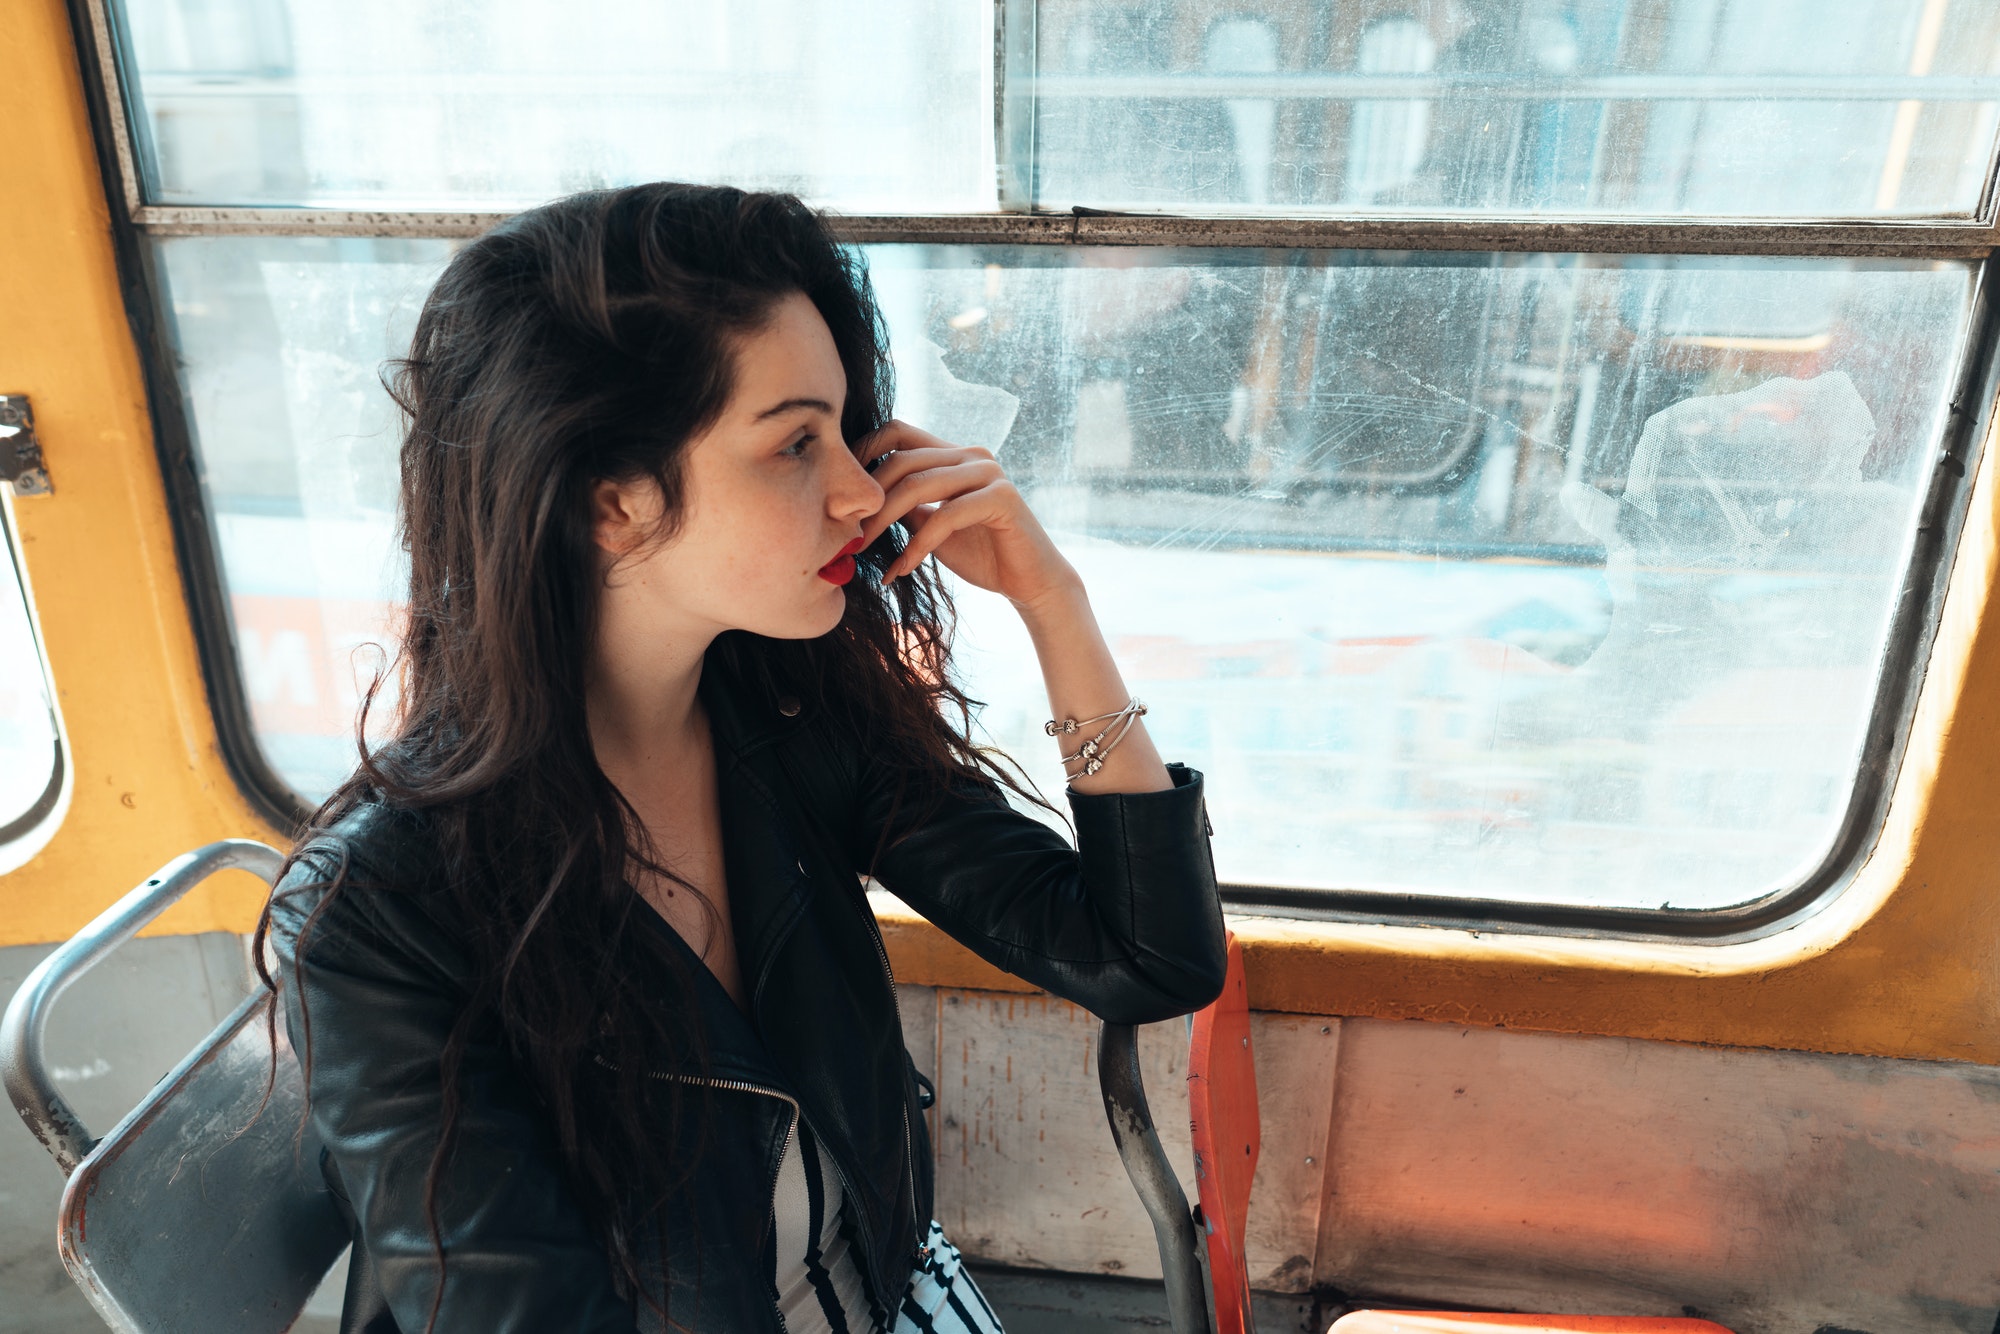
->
[252, 183, 1029, 1325]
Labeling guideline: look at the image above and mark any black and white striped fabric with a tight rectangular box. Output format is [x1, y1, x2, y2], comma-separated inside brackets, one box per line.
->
[771, 1123, 1004, 1334]
[889, 1220, 1005, 1334]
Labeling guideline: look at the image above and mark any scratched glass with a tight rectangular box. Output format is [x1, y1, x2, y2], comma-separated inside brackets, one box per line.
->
[1029, 0, 2000, 218]
[154, 237, 1975, 909]
[114, 0, 994, 211]
[0, 504, 63, 870]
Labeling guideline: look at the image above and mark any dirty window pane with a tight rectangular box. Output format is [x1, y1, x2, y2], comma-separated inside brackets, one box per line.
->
[878, 248, 1974, 908]
[1030, 0, 2000, 219]
[115, 0, 994, 211]
[0, 502, 64, 869]
[155, 236, 1974, 910]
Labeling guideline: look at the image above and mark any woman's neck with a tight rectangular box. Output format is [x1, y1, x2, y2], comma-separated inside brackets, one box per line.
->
[585, 610, 713, 780]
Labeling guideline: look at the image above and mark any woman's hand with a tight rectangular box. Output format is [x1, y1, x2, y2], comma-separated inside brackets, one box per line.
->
[857, 421, 1080, 610]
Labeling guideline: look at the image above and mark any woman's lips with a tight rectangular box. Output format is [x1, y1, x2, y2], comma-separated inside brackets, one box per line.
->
[816, 536, 868, 586]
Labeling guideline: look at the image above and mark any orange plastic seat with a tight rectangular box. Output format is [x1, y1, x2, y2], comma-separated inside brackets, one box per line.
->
[1331, 1315, 1735, 1334]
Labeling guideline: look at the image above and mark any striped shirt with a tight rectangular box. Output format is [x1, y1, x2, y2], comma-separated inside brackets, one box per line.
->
[772, 1121, 875, 1332]
[772, 1122, 1006, 1334]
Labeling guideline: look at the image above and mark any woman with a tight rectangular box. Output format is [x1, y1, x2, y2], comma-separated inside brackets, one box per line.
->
[261, 182, 1226, 1334]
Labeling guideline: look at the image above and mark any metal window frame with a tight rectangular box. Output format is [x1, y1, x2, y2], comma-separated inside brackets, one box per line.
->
[66, 0, 2000, 942]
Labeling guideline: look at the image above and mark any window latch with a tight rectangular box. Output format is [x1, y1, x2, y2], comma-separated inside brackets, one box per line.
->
[0, 395, 50, 496]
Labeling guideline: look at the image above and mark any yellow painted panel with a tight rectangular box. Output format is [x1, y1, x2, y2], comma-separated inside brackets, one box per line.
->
[0, 0, 285, 944]
[7, 0, 2000, 1065]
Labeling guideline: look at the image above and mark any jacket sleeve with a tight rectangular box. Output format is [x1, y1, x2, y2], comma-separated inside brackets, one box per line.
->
[269, 847, 640, 1334]
[845, 753, 1228, 1026]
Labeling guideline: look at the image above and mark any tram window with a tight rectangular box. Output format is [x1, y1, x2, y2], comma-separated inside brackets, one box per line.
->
[1031, 0, 2000, 218]
[113, 0, 2000, 220]
[154, 238, 1975, 910]
[91, 0, 2000, 926]
[115, 0, 996, 211]
[0, 499, 66, 872]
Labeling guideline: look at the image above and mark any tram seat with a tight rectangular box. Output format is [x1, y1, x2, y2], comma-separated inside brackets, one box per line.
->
[1099, 929, 1261, 1334]
[1, 840, 349, 1334]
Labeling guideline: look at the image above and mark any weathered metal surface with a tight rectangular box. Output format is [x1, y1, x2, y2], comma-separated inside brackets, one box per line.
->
[127, 205, 1998, 258]
[932, 990, 2000, 1334]
[1099, 1020, 1213, 1334]
[75, 0, 144, 216]
[57, 990, 348, 1333]
[1316, 1018, 2000, 1334]
[930, 990, 1335, 1291]
[2, 841, 285, 1175]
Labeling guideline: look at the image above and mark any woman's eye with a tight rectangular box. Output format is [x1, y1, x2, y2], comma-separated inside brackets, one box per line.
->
[782, 434, 814, 459]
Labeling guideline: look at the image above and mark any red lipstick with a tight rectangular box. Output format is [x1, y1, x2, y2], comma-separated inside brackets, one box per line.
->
[817, 536, 867, 586]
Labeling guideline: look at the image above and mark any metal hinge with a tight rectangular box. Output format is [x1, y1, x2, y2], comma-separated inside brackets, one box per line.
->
[0, 396, 50, 495]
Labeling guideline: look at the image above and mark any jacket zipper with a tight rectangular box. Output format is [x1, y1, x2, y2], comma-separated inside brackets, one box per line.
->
[595, 1057, 799, 1332]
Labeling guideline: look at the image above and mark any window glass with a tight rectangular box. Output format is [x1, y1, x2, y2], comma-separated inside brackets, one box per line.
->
[113, 0, 2000, 221]
[0, 500, 65, 868]
[116, 0, 995, 211]
[155, 237, 1973, 910]
[1030, 0, 2000, 219]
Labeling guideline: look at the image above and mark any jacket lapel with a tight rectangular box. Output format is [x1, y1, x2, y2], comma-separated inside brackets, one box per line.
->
[698, 652, 817, 1015]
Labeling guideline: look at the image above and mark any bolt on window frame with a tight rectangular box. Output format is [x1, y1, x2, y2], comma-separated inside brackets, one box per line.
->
[66, 0, 2000, 944]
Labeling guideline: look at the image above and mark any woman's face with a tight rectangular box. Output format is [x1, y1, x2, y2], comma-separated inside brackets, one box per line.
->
[592, 291, 885, 647]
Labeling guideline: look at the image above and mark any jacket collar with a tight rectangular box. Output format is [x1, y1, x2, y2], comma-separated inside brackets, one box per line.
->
[696, 638, 803, 762]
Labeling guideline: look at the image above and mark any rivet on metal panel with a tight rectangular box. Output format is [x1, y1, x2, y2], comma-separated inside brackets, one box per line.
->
[0, 396, 51, 496]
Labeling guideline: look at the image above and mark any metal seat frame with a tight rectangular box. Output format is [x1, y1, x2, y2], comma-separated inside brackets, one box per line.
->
[2, 840, 348, 1334]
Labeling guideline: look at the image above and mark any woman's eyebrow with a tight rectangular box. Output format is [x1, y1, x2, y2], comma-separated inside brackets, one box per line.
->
[754, 396, 837, 421]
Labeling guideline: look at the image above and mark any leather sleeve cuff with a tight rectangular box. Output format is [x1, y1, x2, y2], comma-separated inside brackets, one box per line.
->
[1066, 763, 1228, 1020]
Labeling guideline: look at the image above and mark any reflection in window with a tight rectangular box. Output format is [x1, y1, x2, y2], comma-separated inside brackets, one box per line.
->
[0, 500, 65, 871]
[1205, 18, 1281, 205]
[1345, 17, 1438, 205]
[155, 238, 1973, 910]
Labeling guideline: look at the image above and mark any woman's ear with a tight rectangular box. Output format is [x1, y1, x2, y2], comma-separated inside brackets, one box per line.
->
[590, 477, 647, 557]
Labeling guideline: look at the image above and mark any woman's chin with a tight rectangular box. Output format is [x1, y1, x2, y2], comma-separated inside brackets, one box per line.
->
[781, 584, 851, 640]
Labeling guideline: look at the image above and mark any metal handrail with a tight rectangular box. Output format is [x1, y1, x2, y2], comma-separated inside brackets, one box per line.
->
[1098, 1021, 1215, 1334]
[1, 840, 285, 1175]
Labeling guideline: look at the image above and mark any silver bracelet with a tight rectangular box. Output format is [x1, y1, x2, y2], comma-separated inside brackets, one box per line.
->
[1051, 699, 1147, 780]
[1044, 698, 1145, 737]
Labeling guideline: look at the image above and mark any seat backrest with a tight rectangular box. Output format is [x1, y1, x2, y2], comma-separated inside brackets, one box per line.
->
[1188, 932, 1259, 1334]
[2, 840, 348, 1334]
[58, 990, 348, 1333]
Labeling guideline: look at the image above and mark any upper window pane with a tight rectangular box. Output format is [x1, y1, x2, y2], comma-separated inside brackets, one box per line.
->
[116, 0, 996, 210]
[152, 235, 1975, 912]
[1029, 0, 2000, 219]
[0, 500, 65, 870]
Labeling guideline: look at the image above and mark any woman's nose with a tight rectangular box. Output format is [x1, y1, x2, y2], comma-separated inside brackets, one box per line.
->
[830, 443, 884, 521]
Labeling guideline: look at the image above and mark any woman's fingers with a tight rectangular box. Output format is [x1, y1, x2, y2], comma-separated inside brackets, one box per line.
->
[856, 418, 955, 469]
[861, 457, 1004, 544]
[865, 442, 993, 489]
[883, 481, 1016, 581]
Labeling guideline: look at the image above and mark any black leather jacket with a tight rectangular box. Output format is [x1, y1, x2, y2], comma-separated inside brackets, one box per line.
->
[269, 655, 1227, 1333]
